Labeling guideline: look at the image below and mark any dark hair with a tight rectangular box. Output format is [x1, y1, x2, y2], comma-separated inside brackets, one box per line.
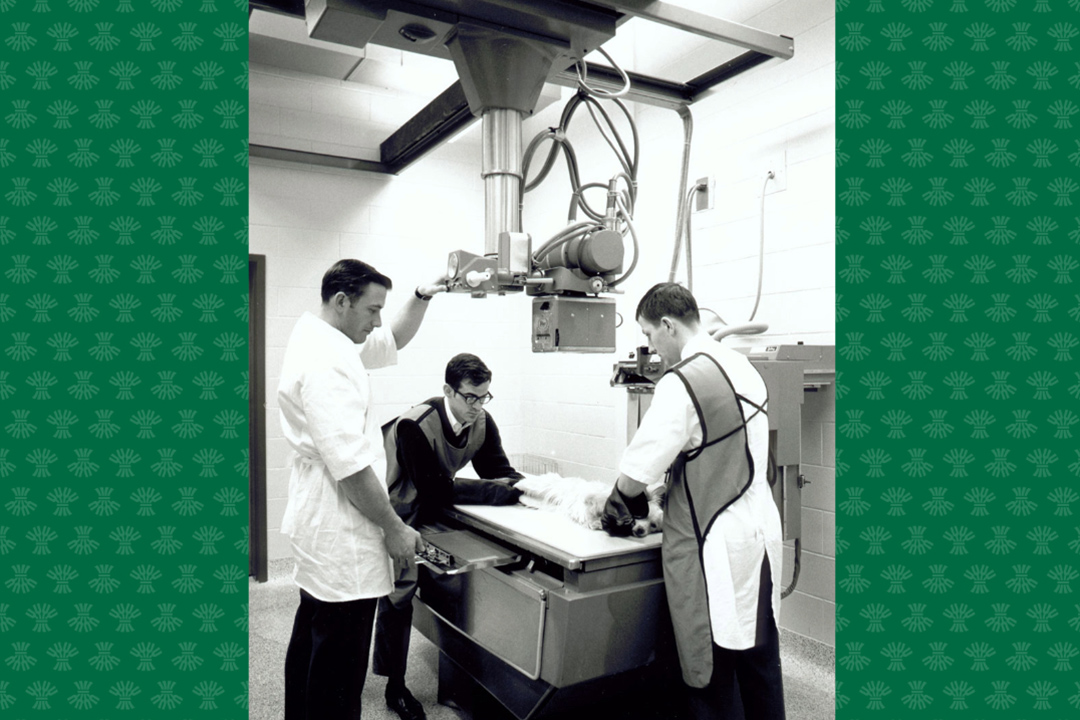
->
[445, 353, 492, 390]
[636, 282, 700, 324]
[320, 259, 393, 303]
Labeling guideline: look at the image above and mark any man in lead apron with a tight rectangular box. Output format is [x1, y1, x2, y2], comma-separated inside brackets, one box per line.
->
[602, 283, 785, 720]
[278, 259, 446, 720]
[374, 353, 524, 720]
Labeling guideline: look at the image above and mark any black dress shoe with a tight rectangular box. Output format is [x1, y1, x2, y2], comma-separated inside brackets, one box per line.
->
[386, 684, 426, 720]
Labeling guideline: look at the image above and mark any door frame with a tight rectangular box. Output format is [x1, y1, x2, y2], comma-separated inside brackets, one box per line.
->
[249, 254, 268, 582]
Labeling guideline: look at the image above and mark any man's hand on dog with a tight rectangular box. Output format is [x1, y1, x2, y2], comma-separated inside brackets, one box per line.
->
[601, 483, 649, 537]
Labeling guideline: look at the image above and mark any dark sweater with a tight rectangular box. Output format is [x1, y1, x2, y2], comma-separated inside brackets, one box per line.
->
[392, 398, 523, 523]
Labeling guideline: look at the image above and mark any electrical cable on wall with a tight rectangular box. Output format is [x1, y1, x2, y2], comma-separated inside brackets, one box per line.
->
[747, 170, 774, 322]
[676, 180, 706, 293]
[676, 169, 775, 324]
[668, 106, 694, 285]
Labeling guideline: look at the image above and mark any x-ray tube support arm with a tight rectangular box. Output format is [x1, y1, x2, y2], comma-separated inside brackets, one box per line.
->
[482, 108, 524, 257]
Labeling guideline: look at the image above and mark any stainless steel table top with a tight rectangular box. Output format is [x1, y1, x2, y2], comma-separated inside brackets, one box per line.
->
[448, 503, 662, 571]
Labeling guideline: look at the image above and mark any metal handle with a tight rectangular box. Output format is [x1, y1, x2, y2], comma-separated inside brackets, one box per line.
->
[415, 551, 521, 576]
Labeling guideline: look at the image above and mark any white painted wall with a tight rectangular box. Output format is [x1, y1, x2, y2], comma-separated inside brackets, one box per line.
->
[249, 0, 834, 646]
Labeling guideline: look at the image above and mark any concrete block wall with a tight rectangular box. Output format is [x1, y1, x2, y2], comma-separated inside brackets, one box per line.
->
[783, 383, 837, 646]
[249, 61, 437, 162]
[249, 0, 834, 646]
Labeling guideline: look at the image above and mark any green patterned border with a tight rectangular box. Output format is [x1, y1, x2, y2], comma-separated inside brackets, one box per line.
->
[837, 0, 1080, 716]
[1, 1, 248, 716]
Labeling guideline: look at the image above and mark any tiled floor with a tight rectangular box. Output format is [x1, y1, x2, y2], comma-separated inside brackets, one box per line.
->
[250, 560, 834, 719]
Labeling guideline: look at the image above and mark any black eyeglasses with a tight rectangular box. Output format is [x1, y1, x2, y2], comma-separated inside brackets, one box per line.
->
[454, 389, 493, 406]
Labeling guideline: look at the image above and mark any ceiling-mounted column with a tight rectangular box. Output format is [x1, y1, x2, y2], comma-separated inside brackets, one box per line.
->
[446, 22, 562, 116]
[447, 23, 563, 255]
[481, 109, 522, 256]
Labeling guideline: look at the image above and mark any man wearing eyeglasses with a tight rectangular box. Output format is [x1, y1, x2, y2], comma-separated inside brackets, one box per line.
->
[374, 353, 524, 720]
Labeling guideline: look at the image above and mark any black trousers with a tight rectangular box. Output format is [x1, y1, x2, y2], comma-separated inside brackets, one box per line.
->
[284, 589, 378, 720]
[372, 565, 419, 681]
[685, 554, 786, 720]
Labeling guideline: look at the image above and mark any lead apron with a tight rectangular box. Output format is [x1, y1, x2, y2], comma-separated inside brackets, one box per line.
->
[662, 352, 768, 688]
[383, 402, 487, 525]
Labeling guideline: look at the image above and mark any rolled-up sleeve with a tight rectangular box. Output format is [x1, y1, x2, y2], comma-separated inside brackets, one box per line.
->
[300, 365, 379, 481]
[359, 326, 398, 370]
[618, 374, 697, 484]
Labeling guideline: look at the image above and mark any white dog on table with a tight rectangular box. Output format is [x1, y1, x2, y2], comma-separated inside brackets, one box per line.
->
[514, 473, 665, 538]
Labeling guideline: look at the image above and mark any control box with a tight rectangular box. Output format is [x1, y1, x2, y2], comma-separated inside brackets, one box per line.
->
[532, 296, 616, 353]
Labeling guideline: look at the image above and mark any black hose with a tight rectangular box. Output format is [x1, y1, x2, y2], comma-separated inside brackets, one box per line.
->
[781, 538, 801, 599]
[521, 82, 641, 255]
[607, 204, 639, 287]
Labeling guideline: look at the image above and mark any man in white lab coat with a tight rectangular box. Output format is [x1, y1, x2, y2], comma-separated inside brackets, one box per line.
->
[602, 283, 785, 720]
[278, 259, 445, 720]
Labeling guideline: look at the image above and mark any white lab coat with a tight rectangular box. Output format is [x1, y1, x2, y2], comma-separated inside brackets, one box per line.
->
[278, 312, 398, 602]
[620, 333, 782, 650]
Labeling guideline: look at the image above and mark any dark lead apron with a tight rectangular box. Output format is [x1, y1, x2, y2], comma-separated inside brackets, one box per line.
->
[662, 352, 768, 687]
[383, 399, 486, 525]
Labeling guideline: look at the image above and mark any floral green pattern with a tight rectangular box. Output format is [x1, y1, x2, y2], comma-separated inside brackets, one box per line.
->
[1, 0, 248, 716]
[838, 1, 1080, 715]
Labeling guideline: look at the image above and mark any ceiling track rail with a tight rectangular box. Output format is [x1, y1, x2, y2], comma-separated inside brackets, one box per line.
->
[380, 81, 476, 174]
[249, 144, 393, 174]
[249, 0, 304, 17]
[592, 0, 793, 60]
[247, 1, 792, 175]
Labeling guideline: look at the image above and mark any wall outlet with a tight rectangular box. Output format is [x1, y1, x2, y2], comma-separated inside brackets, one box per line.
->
[693, 175, 715, 212]
[765, 150, 787, 195]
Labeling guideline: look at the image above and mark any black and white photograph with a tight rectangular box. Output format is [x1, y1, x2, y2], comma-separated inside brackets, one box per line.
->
[246, 2, 836, 718]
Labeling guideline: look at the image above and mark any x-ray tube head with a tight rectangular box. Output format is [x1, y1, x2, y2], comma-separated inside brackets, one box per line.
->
[537, 229, 624, 275]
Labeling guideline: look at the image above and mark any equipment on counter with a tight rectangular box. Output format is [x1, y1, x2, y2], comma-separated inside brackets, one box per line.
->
[734, 343, 835, 544]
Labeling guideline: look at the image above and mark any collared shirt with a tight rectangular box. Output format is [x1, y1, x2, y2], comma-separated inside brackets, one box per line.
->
[619, 332, 782, 650]
[278, 312, 398, 601]
[443, 396, 470, 435]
